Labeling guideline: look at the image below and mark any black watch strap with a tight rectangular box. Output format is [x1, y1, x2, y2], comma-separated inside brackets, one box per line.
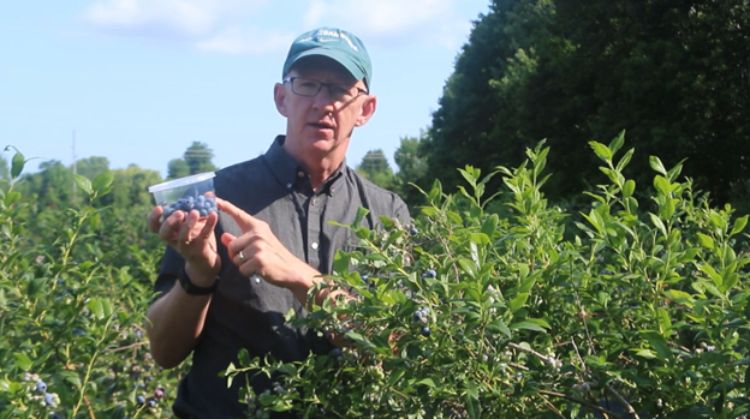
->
[179, 268, 219, 295]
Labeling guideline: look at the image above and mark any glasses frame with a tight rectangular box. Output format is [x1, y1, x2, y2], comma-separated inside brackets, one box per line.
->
[283, 77, 369, 102]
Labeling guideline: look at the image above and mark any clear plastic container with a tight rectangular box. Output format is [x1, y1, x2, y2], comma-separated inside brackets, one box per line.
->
[148, 172, 216, 218]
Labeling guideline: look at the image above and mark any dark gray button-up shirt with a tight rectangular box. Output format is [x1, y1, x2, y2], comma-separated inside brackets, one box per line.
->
[155, 136, 410, 418]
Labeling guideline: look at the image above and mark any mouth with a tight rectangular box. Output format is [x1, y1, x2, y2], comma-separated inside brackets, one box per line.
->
[309, 120, 335, 131]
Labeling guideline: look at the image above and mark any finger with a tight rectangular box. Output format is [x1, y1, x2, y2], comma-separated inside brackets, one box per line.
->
[148, 206, 164, 233]
[178, 210, 200, 244]
[220, 232, 238, 258]
[216, 197, 259, 231]
[158, 210, 186, 242]
[197, 211, 219, 242]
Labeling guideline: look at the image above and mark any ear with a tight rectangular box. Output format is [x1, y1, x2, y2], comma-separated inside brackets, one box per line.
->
[355, 95, 377, 127]
[274, 83, 288, 117]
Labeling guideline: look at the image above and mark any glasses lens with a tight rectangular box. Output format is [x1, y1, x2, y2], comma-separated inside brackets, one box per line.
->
[292, 78, 320, 96]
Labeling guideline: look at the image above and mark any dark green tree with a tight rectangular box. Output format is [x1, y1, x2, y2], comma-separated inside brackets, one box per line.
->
[75, 156, 110, 179]
[167, 159, 190, 179]
[183, 141, 217, 175]
[424, 0, 750, 204]
[15, 160, 76, 209]
[167, 142, 217, 178]
[356, 149, 395, 189]
[393, 135, 430, 206]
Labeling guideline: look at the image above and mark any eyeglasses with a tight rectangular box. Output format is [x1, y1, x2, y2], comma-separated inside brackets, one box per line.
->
[283, 77, 368, 102]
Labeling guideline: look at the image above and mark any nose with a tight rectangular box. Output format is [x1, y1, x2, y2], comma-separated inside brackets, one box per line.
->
[311, 87, 337, 111]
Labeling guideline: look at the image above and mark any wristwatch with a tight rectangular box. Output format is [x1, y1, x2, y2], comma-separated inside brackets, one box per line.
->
[179, 268, 219, 295]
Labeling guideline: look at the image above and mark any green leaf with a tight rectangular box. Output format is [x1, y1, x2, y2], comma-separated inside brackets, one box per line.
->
[509, 292, 529, 313]
[415, 378, 437, 389]
[649, 156, 667, 176]
[634, 348, 657, 359]
[345, 331, 377, 351]
[649, 213, 667, 237]
[616, 148, 635, 172]
[87, 298, 105, 320]
[698, 263, 723, 288]
[589, 141, 613, 162]
[653, 175, 672, 196]
[14, 353, 33, 371]
[663, 289, 695, 307]
[92, 170, 114, 194]
[59, 371, 82, 389]
[10, 150, 25, 179]
[730, 215, 749, 237]
[696, 233, 715, 250]
[487, 320, 511, 338]
[457, 257, 477, 278]
[642, 331, 672, 360]
[75, 174, 93, 196]
[656, 308, 672, 336]
[511, 318, 550, 333]
[622, 179, 636, 198]
[609, 130, 626, 155]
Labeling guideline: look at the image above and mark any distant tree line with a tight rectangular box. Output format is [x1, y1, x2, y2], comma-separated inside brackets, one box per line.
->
[357, 0, 750, 212]
[8, 0, 748, 214]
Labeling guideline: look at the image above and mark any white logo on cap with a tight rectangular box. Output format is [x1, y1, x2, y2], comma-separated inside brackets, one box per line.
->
[313, 29, 358, 51]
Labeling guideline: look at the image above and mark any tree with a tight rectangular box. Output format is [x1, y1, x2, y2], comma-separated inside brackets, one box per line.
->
[167, 159, 190, 179]
[167, 142, 217, 179]
[15, 160, 76, 209]
[423, 0, 750, 204]
[183, 141, 217, 175]
[356, 149, 395, 189]
[393, 135, 430, 206]
[75, 156, 110, 180]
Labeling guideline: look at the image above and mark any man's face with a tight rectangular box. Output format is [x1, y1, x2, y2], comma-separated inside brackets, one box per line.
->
[274, 56, 375, 164]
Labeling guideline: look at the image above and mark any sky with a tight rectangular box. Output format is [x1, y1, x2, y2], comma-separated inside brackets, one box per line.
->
[1, 0, 490, 178]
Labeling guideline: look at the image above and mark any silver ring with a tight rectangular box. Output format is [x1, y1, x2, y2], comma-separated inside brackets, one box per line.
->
[238, 250, 246, 261]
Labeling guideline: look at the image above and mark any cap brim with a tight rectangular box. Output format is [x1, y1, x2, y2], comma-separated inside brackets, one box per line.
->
[285, 48, 367, 84]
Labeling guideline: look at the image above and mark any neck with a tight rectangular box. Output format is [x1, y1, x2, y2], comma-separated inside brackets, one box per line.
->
[307, 158, 341, 191]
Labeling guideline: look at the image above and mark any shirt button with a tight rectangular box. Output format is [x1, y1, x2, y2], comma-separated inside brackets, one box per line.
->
[297, 171, 305, 178]
[254, 275, 261, 284]
[311, 242, 319, 250]
[286, 183, 292, 189]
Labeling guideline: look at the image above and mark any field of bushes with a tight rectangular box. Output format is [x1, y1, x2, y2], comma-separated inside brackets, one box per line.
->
[2, 135, 749, 417]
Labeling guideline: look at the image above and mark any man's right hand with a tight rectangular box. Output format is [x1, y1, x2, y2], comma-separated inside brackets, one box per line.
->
[147, 206, 221, 285]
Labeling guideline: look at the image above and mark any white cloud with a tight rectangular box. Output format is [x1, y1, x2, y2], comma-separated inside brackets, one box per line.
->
[81, 0, 479, 54]
[196, 26, 291, 55]
[301, 0, 474, 49]
[84, 0, 267, 38]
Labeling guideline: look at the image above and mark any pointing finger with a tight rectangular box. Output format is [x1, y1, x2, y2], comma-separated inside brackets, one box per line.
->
[216, 197, 260, 231]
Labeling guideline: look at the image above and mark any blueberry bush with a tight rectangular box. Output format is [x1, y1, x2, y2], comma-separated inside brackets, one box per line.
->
[2, 132, 749, 418]
[227, 133, 750, 418]
[0, 149, 186, 417]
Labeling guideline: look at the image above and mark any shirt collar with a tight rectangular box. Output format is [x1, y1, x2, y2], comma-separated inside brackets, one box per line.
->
[263, 135, 346, 195]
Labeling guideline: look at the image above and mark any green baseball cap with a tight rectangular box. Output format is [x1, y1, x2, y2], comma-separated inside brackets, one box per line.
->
[282, 27, 372, 88]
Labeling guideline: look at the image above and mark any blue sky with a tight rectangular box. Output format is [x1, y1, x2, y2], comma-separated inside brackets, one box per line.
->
[1, 1, 490, 178]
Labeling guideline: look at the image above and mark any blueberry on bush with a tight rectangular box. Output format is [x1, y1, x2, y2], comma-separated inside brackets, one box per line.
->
[136, 394, 146, 405]
[35, 380, 47, 393]
[421, 326, 431, 337]
[43, 392, 60, 408]
[329, 347, 343, 360]
[422, 269, 437, 279]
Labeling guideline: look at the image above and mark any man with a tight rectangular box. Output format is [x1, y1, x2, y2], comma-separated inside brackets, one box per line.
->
[146, 27, 410, 417]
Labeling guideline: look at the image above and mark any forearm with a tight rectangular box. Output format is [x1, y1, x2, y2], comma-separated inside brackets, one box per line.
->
[146, 277, 212, 368]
